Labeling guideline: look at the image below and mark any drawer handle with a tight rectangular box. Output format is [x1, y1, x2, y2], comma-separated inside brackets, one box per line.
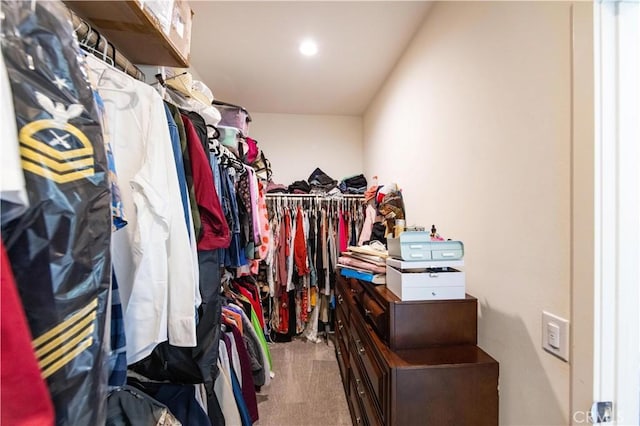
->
[441, 252, 455, 257]
[337, 349, 341, 356]
[432, 291, 437, 296]
[429, 273, 439, 278]
[364, 308, 371, 317]
[338, 320, 344, 330]
[355, 378, 361, 384]
[409, 244, 423, 249]
[356, 417, 363, 424]
[358, 387, 366, 397]
[337, 295, 343, 304]
[410, 253, 424, 258]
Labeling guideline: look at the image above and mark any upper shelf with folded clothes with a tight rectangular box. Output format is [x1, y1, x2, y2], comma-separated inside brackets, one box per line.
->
[65, 0, 193, 67]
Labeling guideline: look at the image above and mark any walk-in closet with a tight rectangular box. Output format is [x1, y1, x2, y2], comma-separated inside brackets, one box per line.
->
[2, 1, 638, 425]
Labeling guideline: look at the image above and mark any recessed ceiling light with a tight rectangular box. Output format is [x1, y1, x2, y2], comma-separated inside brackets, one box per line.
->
[299, 39, 318, 57]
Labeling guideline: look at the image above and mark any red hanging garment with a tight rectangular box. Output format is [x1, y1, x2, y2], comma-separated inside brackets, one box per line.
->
[293, 207, 310, 275]
[182, 115, 230, 250]
[1, 242, 55, 426]
[277, 297, 289, 334]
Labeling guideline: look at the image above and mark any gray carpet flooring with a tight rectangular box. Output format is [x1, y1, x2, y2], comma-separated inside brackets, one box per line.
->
[255, 337, 352, 426]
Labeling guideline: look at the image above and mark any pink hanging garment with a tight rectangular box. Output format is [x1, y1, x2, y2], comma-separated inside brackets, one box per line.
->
[338, 209, 348, 253]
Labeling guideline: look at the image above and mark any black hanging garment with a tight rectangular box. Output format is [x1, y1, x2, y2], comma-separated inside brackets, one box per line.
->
[130, 250, 223, 426]
[130, 251, 223, 385]
[1, 1, 111, 424]
[106, 386, 181, 426]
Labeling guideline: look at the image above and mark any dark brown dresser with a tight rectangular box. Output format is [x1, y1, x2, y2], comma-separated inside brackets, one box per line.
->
[335, 275, 499, 426]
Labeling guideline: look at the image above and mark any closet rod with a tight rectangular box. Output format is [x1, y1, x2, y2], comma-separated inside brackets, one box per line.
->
[265, 194, 364, 199]
[70, 11, 145, 82]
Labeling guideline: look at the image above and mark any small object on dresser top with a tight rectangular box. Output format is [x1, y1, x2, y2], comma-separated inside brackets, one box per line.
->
[430, 224, 445, 241]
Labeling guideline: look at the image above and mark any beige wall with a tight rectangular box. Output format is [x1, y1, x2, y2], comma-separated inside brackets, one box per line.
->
[250, 112, 363, 186]
[363, 2, 581, 424]
[570, 2, 594, 423]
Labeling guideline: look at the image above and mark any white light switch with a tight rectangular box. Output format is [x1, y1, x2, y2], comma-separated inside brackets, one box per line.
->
[542, 311, 569, 361]
[547, 322, 560, 348]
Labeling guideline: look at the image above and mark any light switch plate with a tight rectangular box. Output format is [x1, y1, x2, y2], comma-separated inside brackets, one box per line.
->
[547, 322, 560, 348]
[542, 311, 569, 361]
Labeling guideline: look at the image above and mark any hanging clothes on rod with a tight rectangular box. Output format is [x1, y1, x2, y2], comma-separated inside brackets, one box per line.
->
[261, 194, 365, 343]
[3, 1, 273, 425]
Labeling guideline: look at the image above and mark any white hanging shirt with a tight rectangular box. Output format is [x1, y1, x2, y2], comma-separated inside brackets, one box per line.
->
[215, 342, 242, 426]
[0, 52, 29, 222]
[86, 56, 197, 364]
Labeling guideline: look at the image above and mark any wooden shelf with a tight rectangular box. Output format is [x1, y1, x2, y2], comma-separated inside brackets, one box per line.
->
[65, 0, 192, 67]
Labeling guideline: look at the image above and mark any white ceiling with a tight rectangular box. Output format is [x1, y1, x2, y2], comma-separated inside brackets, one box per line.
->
[189, 1, 433, 116]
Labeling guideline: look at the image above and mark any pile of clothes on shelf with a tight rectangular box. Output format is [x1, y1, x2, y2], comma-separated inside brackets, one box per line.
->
[265, 168, 368, 196]
[335, 180, 407, 285]
[358, 181, 406, 245]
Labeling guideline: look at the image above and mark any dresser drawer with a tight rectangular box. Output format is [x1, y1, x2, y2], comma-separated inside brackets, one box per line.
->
[336, 311, 348, 338]
[350, 341, 384, 426]
[359, 292, 387, 343]
[350, 318, 385, 417]
[336, 337, 349, 393]
[346, 277, 365, 295]
[344, 278, 365, 312]
[348, 374, 366, 426]
[336, 288, 348, 311]
[335, 307, 349, 385]
[389, 346, 499, 426]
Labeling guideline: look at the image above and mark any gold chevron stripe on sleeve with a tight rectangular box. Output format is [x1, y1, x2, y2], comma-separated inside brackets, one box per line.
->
[34, 311, 97, 359]
[38, 323, 95, 371]
[32, 298, 98, 348]
[21, 160, 95, 183]
[41, 336, 93, 379]
[21, 146, 94, 172]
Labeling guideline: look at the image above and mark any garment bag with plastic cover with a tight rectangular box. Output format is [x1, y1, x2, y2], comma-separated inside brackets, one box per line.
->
[1, 0, 111, 424]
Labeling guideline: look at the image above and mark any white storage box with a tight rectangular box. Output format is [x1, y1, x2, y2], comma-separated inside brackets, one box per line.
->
[386, 258, 464, 270]
[386, 264, 465, 301]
